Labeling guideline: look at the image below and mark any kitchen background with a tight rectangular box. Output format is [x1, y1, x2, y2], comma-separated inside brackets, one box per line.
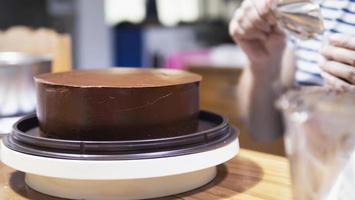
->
[0, 0, 285, 155]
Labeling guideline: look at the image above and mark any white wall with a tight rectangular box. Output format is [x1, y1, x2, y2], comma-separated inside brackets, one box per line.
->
[75, 0, 112, 69]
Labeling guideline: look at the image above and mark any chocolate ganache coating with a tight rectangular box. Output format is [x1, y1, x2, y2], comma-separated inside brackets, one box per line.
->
[34, 68, 202, 141]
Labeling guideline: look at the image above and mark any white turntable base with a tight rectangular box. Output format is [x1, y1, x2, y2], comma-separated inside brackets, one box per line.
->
[1, 138, 239, 200]
[26, 167, 216, 200]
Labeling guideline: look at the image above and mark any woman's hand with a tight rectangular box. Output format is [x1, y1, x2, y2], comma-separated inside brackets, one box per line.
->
[320, 34, 355, 90]
[229, 0, 286, 75]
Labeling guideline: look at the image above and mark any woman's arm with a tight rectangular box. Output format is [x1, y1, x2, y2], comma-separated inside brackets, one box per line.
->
[229, 0, 296, 142]
[237, 48, 295, 142]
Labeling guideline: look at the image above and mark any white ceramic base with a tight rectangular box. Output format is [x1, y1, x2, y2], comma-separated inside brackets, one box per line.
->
[1, 138, 239, 199]
[1, 138, 239, 180]
[26, 167, 216, 200]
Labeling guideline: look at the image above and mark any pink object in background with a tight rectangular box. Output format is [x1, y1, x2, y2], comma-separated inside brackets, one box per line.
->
[165, 50, 210, 69]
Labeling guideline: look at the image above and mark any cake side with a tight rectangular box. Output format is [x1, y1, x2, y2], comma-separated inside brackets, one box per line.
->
[35, 69, 201, 141]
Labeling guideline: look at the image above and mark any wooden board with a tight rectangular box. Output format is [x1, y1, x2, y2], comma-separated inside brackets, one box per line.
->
[0, 149, 292, 200]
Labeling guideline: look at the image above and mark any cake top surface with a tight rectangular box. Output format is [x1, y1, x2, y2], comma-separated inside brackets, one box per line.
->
[35, 68, 202, 88]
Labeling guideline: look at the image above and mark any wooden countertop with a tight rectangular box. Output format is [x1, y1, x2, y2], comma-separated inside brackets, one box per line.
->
[0, 149, 292, 200]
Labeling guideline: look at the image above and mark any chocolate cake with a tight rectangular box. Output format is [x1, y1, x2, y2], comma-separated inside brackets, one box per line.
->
[34, 68, 202, 141]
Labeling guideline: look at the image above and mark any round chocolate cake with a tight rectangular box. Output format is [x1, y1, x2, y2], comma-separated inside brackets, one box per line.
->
[34, 68, 202, 141]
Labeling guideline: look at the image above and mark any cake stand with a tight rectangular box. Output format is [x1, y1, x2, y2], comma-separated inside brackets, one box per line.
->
[1, 111, 239, 200]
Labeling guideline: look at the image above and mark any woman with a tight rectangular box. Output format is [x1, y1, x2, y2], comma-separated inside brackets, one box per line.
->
[229, 0, 355, 141]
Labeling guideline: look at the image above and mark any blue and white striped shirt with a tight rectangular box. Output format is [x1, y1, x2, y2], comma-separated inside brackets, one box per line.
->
[294, 0, 355, 86]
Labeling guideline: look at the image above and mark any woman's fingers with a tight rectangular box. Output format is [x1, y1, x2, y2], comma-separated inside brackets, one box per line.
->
[229, 13, 268, 41]
[329, 34, 355, 50]
[320, 61, 355, 84]
[321, 34, 355, 86]
[229, 0, 275, 41]
[229, 0, 286, 64]
[251, 0, 277, 25]
[321, 71, 354, 90]
[248, 1, 272, 32]
[321, 45, 355, 66]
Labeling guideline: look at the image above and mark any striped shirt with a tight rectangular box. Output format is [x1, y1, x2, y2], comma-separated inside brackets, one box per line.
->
[293, 0, 355, 86]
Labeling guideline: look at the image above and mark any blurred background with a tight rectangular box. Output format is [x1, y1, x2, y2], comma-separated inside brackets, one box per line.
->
[0, 0, 246, 68]
[0, 0, 285, 155]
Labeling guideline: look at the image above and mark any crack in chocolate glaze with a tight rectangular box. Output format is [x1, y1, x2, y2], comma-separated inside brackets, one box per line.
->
[113, 92, 174, 112]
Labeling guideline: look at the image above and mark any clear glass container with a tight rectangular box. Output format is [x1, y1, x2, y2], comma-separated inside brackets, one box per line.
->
[273, 0, 324, 40]
[277, 88, 355, 200]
